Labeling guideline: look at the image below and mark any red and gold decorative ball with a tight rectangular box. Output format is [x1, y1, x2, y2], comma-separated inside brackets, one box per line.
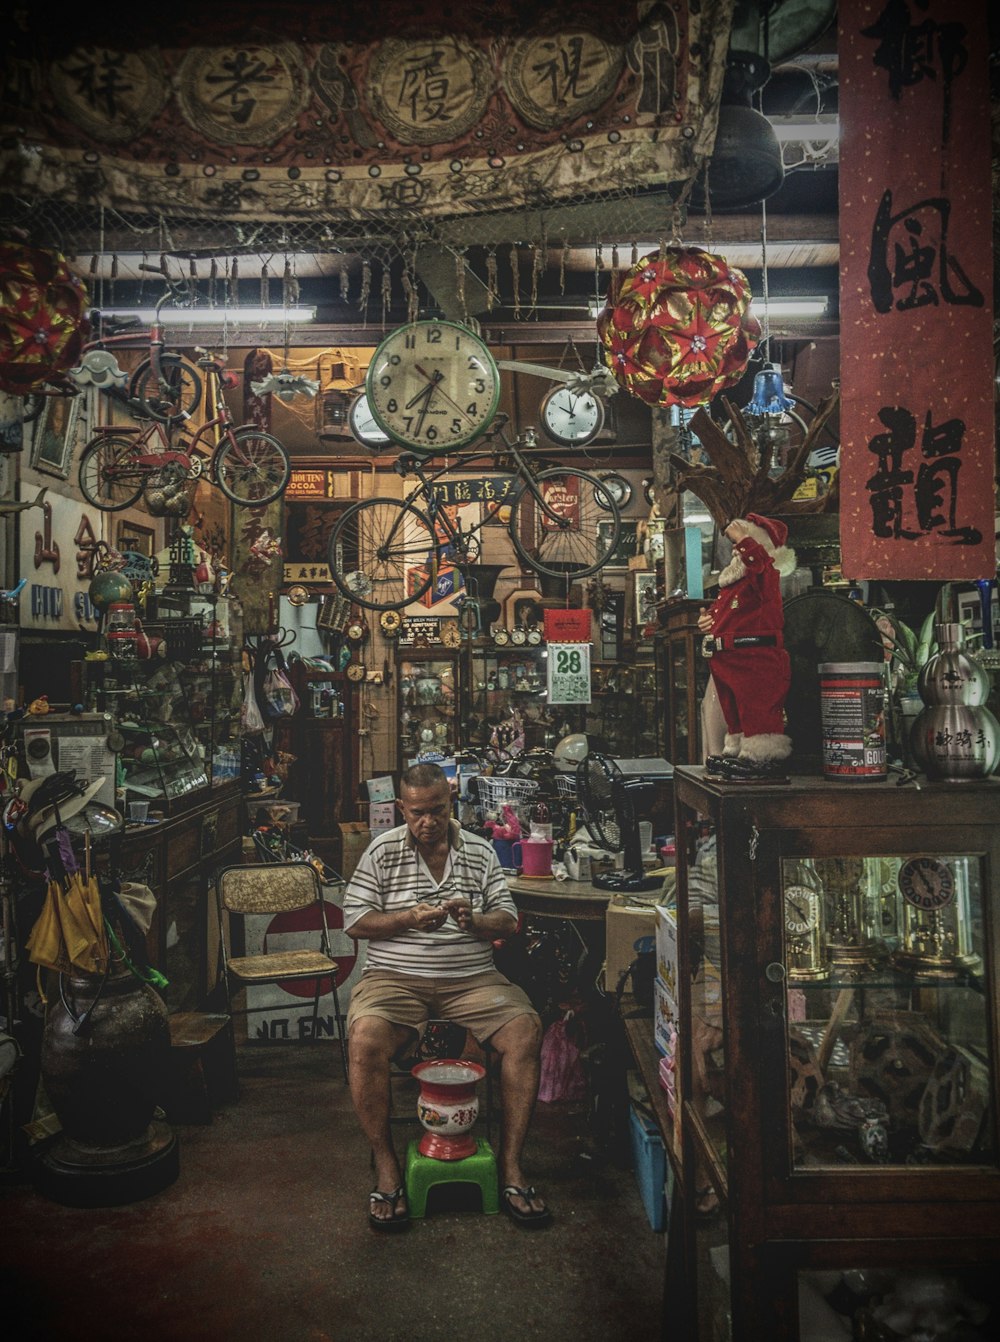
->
[597, 248, 760, 408]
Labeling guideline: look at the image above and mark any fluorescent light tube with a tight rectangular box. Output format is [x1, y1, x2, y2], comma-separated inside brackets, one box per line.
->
[768, 115, 839, 142]
[100, 306, 317, 325]
[751, 298, 829, 318]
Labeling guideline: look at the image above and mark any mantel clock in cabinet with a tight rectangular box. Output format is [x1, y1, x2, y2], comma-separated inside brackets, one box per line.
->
[670, 767, 1000, 1341]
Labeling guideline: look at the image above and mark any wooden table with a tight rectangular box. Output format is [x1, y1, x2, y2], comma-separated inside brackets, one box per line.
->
[505, 874, 612, 922]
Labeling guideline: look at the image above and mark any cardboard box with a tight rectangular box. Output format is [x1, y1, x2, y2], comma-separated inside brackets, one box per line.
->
[338, 821, 371, 882]
[655, 904, 679, 1006]
[604, 897, 658, 993]
[654, 976, 678, 1057]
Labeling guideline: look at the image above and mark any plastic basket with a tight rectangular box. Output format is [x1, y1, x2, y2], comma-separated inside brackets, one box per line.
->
[474, 774, 539, 823]
[553, 774, 577, 800]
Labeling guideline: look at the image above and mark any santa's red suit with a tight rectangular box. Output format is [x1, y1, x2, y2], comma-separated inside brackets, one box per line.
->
[702, 530, 791, 752]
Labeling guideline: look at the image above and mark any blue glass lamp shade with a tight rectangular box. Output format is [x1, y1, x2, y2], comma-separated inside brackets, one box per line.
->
[748, 363, 794, 415]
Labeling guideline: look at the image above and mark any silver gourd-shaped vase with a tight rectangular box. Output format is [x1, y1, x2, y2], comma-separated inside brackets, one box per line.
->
[910, 622, 1000, 781]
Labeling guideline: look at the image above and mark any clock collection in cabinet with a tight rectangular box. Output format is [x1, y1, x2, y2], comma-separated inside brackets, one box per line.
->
[667, 769, 1000, 1341]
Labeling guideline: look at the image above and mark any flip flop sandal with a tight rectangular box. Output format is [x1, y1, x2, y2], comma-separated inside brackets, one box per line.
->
[368, 1185, 410, 1233]
[501, 1184, 552, 1228]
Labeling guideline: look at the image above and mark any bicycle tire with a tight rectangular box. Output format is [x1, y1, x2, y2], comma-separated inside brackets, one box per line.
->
[78, 436, 145, 511]
[328, 497, 436, 611]
[509, 467, 621, 579]
[213, 427, 290, 506]
[129, 353, 202, 425]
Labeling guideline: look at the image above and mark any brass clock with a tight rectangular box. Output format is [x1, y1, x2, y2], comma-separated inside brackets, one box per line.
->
[783, 883, 827, 981]
[346, 660, 366, 682]
[379, 609, 403, 637]
[439, 620, 462, 649]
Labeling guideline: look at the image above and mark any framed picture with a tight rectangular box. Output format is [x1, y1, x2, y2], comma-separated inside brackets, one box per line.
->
[597, 518, 640, 568]
[29, 393, 82, 478]
[503, 586, 543, 631]
[116, 520, 155, 557]
[634, 571, 658, 638]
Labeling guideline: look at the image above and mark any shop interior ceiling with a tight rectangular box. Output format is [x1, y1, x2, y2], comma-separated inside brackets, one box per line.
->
[0, 1, 856, 351]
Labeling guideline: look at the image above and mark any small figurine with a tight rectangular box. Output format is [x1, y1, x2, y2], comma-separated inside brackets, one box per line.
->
[27, 695, 50, 715]
[697, 514, 796, 782]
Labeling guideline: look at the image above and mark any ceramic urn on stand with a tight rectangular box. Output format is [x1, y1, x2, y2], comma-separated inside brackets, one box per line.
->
[909, 622, 1000, 781]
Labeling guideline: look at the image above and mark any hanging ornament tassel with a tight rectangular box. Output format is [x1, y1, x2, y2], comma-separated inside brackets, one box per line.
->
[380, 259, 393, 327]
[402, 270, 417, 324]
[189, 257, 198, 280]
[631, 241, 638, 266]
[358, 259, 372, 316]
[229, 257, 239, 306]
[485, 246, 498, 312]
[339, 257, 351, 303]
[283, 257, 300, 309]
[510, 245, 521, 319]
[610, 244, 620, 305]
[454, 248, 467, 321]
[530, 243, 543, 312]
[110, 254, 119, 279]
[558, 237, 568, 295]
[260, 260, 270, 309]
[208, 258, 218, 308]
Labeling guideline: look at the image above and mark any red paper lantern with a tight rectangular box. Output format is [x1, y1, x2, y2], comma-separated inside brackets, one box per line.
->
[597, 248, 760, 409]
[0, 242, 90, 395]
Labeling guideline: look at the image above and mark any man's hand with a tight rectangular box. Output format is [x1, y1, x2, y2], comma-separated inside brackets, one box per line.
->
[409, 901, 449, 932]
[442, 897, 475, 932]
[697, 606, 713, 633]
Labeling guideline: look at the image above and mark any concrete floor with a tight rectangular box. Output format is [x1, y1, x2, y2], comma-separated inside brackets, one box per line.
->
[2, 1043, 667, 1342]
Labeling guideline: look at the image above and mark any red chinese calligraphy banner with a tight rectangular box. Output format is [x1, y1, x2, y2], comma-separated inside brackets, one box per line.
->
[838, 0, 995, 580]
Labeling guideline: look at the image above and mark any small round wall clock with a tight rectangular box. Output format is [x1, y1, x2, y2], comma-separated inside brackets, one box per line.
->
[379, 609, 403, 637]
[439, 620, 462, 648]
[365, 319, 501, 451]
[596, 473, 632, 510]
[346, 660, 366, 682]
[348, 393, 393, 451]
[539, 385, 604, 447]
[346, 616, 369, 645]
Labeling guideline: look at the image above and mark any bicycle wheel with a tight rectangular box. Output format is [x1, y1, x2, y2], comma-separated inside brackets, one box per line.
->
[508, 467, 621, 579]
[213, 427, 290, 505]
[129, 354, 202, 425]
[328, 497, 436, 611]
[78, 437, 145, 511]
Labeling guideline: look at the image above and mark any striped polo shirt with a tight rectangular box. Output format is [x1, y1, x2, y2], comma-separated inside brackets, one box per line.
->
[343, 820, 517, 977]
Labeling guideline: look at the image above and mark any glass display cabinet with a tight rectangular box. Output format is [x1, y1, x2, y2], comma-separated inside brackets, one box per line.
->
[586, 659, 660, 756]
[467, 642, 582, 753]
[656, 599, 710, 765]
[670, 768, 1000, 1341]
[397, 652, 459, 770]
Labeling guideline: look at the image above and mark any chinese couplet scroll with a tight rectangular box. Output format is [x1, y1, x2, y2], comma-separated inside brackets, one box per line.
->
[838, 0, 995, 580]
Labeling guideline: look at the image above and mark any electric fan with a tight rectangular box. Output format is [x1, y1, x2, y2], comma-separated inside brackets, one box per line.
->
[575, 753, 662, 893]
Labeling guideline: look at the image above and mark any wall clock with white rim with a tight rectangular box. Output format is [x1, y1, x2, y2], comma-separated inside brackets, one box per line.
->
[348, 392, 393, 451]
[539, 384, 605, 447]
[346, 660, 366, 682]
[365, 319, 501, 451]
[596, 473, 632, 510]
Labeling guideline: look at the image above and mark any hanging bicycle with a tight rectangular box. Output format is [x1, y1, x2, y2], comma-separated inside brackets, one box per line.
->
[326, 419, 622, 613]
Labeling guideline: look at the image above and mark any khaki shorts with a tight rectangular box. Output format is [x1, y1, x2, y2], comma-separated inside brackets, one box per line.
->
[347, 968, 538, 1044]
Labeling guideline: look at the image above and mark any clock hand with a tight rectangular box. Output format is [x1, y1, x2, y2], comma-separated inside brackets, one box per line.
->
[404, 380, 436, 412]
[415, 363, 477, 426]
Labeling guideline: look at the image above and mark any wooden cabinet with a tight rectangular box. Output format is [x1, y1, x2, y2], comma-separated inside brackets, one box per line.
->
[656, 600, 710, 766]
[119, 780, 243, 1013]
[668, 768, 1000, 1340]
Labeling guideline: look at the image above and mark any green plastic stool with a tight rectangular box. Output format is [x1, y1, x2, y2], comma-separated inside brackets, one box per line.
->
[405, 1137, 499, 1217]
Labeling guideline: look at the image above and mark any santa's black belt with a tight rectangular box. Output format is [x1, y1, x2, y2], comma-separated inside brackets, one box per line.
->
[702, 633, 783, 657]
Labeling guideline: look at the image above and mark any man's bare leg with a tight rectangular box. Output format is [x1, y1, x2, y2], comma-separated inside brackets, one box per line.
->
[489, 1012, 548, 1217]
[349, 1015, 415, 1223]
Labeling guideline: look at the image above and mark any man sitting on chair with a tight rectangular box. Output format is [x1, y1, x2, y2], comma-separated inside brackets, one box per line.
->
[344, 761, 550, 1232]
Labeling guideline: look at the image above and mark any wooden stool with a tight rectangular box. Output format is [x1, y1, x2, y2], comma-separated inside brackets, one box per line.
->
[405, 1137, 499, 1218]
[165, 1013, 238, 1124]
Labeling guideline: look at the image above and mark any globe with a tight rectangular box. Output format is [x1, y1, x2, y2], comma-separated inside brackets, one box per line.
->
[89, 569, 134, 611]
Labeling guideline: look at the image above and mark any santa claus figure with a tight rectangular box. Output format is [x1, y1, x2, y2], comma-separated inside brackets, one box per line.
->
[697, 513, 797, 782]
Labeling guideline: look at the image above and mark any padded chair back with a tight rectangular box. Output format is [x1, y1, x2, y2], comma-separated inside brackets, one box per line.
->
[218, 861, 322, 917]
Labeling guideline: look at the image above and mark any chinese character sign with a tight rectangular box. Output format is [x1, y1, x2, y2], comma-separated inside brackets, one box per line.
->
[838, 0, 994, 580]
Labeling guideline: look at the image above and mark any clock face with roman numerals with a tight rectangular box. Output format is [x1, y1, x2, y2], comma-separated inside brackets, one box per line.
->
[898, 857, 954, 911]
[365, 320, 501, 452]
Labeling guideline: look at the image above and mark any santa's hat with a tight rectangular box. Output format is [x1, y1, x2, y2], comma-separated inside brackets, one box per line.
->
[741, 512, 797, 577]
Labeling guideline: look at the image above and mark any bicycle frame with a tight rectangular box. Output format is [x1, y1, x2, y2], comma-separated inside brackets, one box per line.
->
[88, 420, 196, 474]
